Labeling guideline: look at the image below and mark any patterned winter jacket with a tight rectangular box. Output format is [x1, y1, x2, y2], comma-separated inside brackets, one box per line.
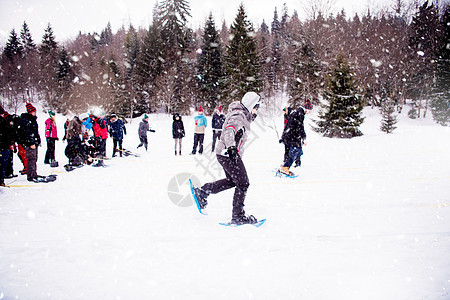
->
[215, 93, 260, 158]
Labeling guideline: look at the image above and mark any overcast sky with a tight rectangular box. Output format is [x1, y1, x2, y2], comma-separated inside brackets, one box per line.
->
[0, 0, 392, 46]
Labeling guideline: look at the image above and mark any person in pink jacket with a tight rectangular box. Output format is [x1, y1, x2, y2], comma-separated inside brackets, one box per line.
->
[44, 110, 58, 164]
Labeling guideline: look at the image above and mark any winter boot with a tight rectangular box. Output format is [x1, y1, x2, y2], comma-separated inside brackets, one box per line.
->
[175, 151, 177, 156]
[193, 187, 208, 209]
[179, 151, 182, 156]
[280, 166, 292, 175]
[231, 214, 258, 225]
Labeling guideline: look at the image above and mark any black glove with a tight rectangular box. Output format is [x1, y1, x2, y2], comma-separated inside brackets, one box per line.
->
[279, 139, 283, 144]
[226, 146, 239, 161]
[149, 129, 156, 133]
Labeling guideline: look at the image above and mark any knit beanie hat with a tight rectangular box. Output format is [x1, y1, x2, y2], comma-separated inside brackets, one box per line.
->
[304, 100, 313, 110]
[48, 110, 56, 117]
[218, 105, 223, 113]
[198, 105, 203, 113]
[26, 102, 37, 114]
[143, 114, 149, 119]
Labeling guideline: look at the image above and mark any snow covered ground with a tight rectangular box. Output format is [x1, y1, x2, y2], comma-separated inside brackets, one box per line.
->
[1, 106, 449, 300]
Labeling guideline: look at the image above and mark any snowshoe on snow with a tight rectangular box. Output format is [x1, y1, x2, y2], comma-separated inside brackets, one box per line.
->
[29, 175, 57, 183]
[220, 215, 266, 227]
[188, 178, 208, 215]
[64, 164, 84, 172]
[274, 167, 298, 178]
[119, 148, 140, 157]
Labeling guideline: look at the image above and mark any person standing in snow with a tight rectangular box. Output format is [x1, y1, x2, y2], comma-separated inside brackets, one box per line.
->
[92, 110, 109, 166]
[44, 110, 58, 165]
[108, 114, 127, 157]
[0, 106, 14, 187]
[279, 100, 312, 176]
[281, 106, 293, 164]
[191, 106, 207, 155]
[20, 103, 41, 182]
[172, 113, 185, 156]
[191, 92, 261, 225]
[211, 105, 225, 152]
[62, 117, 70, 142]
[137, 114, 155, 151]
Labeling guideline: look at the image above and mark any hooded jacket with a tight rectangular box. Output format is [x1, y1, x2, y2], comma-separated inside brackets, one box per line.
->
[215, 92, 260, 157]
[281, 106, 306, 148]
[109, 118, 126, 140]
[172, 113, 185, 139]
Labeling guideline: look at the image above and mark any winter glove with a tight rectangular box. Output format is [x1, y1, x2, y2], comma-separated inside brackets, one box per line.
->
[226, 146, 239, 161]
[279, 139, 283, 144]
[149, 129, 156, 133]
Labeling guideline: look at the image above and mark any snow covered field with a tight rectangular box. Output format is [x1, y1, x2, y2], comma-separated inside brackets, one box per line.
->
[1, 106, 449, 300]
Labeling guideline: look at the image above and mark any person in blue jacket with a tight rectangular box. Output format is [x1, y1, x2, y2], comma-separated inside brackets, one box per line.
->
[191, 106, 207, 155]
[108, 114, 127, 157]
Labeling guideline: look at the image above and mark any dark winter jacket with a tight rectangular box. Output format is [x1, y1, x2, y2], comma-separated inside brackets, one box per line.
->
[138, 119, 150, 137]
[6, 114, 21, 144]
[109, 118, 127, 140]
[20, 113, 41, 147]
[212, 112, 226, 130]
[0, 116, 13, 151]
[281, 107, 306, 148]
[172, 113, 185, 139]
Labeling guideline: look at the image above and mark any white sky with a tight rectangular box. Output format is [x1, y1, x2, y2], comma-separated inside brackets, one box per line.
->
[0, 0, 392, 46]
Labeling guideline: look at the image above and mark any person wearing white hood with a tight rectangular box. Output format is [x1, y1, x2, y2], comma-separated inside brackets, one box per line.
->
[192, 91, 261, 225]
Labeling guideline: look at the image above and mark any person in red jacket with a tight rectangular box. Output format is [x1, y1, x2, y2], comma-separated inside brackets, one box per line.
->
[92, 110, 109, 166]
[44, 110, 58, 164]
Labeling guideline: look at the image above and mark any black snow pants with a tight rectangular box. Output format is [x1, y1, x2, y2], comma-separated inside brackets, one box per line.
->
[201, 154, 250, 219]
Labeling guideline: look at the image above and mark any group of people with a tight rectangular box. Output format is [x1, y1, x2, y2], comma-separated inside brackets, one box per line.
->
[0, 103, 50, 185]
[171, 105, 226, 156]
[1, 95, 312, 227]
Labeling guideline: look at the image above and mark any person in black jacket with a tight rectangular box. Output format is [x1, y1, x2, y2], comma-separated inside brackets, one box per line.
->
[0, 106, 14, 187]
[279, 102, 312, 176]
[211, 105, 225, 152]
[108, 114, 127, 157]
[20, 103, 41, 182]
[172, 113, 185, 155]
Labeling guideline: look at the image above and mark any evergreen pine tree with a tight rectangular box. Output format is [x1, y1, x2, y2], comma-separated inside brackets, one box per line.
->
[268, 7, 282, 95]
[380, 99, 398, 133]
[3, 29, 23, 61]
[39, 23, 59, 109]
[224, 4, 262, 106]
[288, 39, 321, 107]
[159, 0, 192, 56]
[313, 53, 364, 138]
[431, 4, 450, 126]
[158, 0, 193, 113]
[20, 22, 36, 54]
[124, 24, 141, 117]
[137, 18, 164, 114]
[40, 24, 58, 55]
[55, 47, 73, 112]
[196, 13, 224, 114]
[409, 1, 440, 115]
